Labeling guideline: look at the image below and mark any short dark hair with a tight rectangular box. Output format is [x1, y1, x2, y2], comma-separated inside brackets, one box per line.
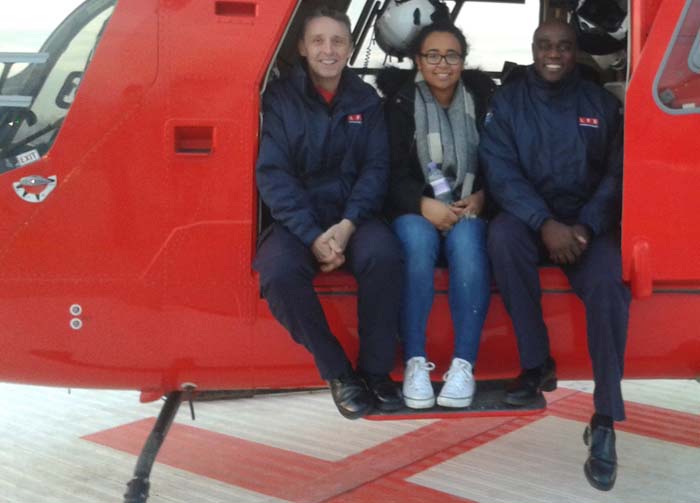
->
[299, 7, 353, 42]
[409, 21, 469, 60]
[532, 19, 576, 44]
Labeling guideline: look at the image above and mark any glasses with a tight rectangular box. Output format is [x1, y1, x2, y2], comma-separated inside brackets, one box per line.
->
[420, 51, 463, 66]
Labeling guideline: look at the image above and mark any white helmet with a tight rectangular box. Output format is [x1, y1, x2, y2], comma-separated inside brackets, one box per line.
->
[375, 0, 439, 57]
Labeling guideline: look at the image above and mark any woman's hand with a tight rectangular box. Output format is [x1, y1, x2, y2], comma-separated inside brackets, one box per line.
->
[451, 190, 485, 218]
[420, 197, 459, 231]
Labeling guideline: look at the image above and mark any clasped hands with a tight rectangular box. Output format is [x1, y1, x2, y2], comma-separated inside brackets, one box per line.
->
[541, 219, 591, 265]
[421, 190, 485, 232]
[311, 218, 356, 273]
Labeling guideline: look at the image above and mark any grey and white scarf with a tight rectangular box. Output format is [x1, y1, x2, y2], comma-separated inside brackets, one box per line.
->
[414, 72, 479, 200]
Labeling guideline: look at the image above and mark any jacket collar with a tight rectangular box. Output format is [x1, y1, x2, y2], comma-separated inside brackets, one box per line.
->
[290, 60, 369, 112]
[526, 64, 580, 102]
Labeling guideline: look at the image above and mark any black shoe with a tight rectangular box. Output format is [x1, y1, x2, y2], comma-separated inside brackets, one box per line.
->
[328, 373, 373, 420]
[583, 424, 617, 491]
[503, 356, 557, 406]
[359, 372, 403, 412]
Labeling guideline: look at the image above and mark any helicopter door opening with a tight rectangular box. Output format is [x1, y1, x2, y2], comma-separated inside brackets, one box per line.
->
[254, 0, 637, 298]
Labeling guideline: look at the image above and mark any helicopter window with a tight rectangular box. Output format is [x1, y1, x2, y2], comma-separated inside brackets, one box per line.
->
[653, 0, 700, 114]
[347, 0, 538, 83]
[691, 32, 700, 72]
[0, 0, 117, 174]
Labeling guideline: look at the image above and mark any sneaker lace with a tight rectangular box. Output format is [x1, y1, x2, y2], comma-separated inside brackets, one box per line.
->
[443, 360, 473, 382]
[407, 359, 435, 380]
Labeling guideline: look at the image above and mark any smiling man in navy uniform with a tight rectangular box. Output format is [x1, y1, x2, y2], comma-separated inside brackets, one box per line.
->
[254, 7, 403, 419]
[480, 20, 630, 491]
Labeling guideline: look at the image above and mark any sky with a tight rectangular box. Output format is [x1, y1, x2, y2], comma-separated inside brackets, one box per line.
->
[456, 0, 539, 70]
[0, 0, 86, 53]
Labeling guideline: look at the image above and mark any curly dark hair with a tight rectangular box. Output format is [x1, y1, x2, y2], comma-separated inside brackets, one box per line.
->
[408, 21, 470, 60]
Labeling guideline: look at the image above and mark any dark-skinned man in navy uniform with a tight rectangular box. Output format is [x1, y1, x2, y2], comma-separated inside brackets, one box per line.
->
[480, 20, 630, 491]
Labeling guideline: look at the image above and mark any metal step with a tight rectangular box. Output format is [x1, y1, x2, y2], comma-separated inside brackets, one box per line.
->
[366, 379, 547, 421]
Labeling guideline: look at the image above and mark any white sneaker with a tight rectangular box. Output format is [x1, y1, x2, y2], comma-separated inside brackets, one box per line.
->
[437, 358, 475, 408]
[403, 356, 436, 409]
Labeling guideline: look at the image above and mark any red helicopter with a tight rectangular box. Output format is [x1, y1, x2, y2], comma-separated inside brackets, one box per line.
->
[0, 0, 698, 501]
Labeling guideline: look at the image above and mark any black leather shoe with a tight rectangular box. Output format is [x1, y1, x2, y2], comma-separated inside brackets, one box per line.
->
[503, 356, 557, 406]
[583, 425, 617, 491]
[328, 374, 373, 420]
[359, 372, 403, 412]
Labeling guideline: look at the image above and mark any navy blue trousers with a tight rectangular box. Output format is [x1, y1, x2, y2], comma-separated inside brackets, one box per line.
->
[253, 220, 403, 380]
[488, 212, 630, 421]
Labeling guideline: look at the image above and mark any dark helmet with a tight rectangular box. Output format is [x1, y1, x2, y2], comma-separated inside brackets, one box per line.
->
[572, 0, 628, 55]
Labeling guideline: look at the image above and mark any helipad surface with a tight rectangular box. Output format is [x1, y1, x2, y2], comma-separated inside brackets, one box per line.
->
[1, 380, 698, 502]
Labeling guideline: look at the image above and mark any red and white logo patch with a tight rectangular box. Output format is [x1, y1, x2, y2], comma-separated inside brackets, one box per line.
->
[347, 114, 363, 124]
[578, 116, 599, 128]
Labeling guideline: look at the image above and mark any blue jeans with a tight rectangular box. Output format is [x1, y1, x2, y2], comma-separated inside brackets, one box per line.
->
[392, 214, 490, 364]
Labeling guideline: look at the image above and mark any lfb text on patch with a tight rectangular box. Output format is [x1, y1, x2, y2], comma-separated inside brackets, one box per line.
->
[578, 117, 599, 128]
[347, 114, 363, 124]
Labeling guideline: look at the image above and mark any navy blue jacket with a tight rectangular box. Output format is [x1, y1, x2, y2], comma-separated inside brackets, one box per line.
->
[256, 63, 389, 247]
[479, 66, 623, 235]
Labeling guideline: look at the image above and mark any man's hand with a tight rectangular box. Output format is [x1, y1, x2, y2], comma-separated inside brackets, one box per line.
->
[451, 190, 485, 218]
[325, 219, 356, 252]
[540, 219, 587, 264]
[421, 197, 459, 231]
[572, 224, 591, 249]
[311, 232, 345, 273]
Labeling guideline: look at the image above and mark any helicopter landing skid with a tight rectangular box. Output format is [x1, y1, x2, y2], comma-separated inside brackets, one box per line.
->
[123, 390, 186, 503]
